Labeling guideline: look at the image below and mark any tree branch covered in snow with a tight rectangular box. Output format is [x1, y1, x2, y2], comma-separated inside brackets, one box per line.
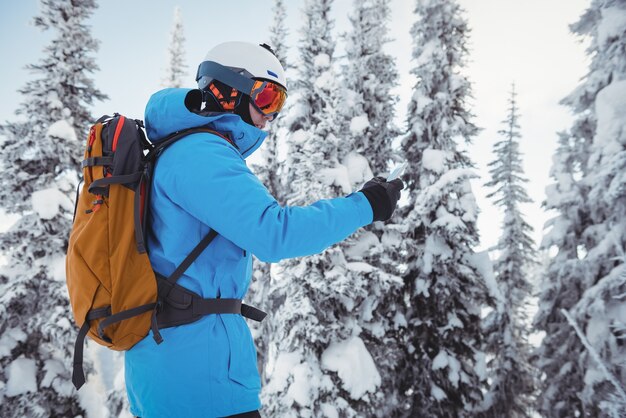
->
[561, 309, 626, 404]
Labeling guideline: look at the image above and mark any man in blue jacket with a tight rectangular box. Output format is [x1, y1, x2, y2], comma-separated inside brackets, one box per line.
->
[125, 41, 403, 418]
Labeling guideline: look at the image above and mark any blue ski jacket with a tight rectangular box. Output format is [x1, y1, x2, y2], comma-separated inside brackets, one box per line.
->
[124, 88, 374, 418]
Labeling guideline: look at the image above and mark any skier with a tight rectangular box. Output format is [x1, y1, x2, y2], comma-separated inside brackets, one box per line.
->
[124, 41, 404, 418]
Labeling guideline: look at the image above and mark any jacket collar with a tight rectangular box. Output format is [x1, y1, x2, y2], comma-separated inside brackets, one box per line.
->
[144, 88, 268, 159]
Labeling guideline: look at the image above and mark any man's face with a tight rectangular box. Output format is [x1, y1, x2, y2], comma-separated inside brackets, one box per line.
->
[249, 103, 273, 130]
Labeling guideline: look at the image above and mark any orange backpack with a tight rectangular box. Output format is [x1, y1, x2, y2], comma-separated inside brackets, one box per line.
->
[66, 114, 265, 390]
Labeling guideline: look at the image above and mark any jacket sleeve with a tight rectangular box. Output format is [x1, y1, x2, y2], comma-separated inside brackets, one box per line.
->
[153, 134, 374, 263]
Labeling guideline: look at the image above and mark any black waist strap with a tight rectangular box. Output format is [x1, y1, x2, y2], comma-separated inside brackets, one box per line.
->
[155, 274, 266, 330]
[192, 297, 242, 316]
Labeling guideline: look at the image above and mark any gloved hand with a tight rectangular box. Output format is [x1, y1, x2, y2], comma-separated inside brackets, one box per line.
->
[359, 176, 404, 222]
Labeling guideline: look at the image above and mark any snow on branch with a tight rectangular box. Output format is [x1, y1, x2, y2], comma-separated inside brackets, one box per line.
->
[560, 308, 626, 403]
[412, 168, 477, 217]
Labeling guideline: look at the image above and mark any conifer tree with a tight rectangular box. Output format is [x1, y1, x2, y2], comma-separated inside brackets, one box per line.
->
[342, 0, 400, 171]
[248, 0, 290, 385]
[262, 1, 386, 416]
[0, 1, 106, 416]
[534, 1, 626, 416]
[2, 0, 106, 143]
[340, 0, 405, 415]
[533, 130, 593, 417]
[481, 84, 537, 417]
[251, 0, 289, 204]
[162, 6, 188, 88]
[394, 0, 489, 416]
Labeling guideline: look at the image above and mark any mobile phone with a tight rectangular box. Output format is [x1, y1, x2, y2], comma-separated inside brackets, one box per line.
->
[386, 162, 407, 181]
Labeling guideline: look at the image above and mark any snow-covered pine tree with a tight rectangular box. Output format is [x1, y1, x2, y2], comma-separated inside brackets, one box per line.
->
[393, 0, 490, 416]
[534, 1, 626, 416]
[480, 84, 537, 417]
[3, 0, 106, 143]
[0, 1, 106, 416]
[262, 1, 385, 416]
[342, 0, 400, 172]
[533, 130, 593, 417]
[254, 0, 290, 201]
[161, 6, 188, 88]
[339, 0, 405, 415]
[247, 0, 290, 385]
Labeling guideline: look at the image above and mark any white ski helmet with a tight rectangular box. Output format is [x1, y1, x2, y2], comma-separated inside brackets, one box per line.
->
[196, 41, 287, 91]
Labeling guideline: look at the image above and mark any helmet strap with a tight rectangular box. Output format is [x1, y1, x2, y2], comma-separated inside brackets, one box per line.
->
[234, 94, 254, 126]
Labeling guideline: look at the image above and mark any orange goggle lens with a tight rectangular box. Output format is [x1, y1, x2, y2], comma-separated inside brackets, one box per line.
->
[251, 80, 287, 116]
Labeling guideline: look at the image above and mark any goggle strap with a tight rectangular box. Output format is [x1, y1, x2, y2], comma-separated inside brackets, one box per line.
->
[208, 84, 239, 110]
[197, 61, 256, 96]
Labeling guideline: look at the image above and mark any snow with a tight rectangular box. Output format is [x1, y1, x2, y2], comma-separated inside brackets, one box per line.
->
[432, 208, 466, 232]
[344, 231, 380, 259]
[394, 312, 408, 329]
[321, 336, 381, 399]
[422, 148, 449, 173]
[45, 90, 63, 111]
[342, 151, 373, 187]
[474, 351, 487, 381]
[319, 166, 353, 194]
[432, 350, 449, 370]
[445, 312, 464, 329]
[598, 6, 626, 47]
[41, 359, 64, 388]
[595, 80, 626, 147]
[349, 115, 370, 135]
[412, 90, 433, 114]
[320, 403, 339, 418]
[313, 53, 331, 69]
[431, 383, 447, 401]
[414, 168, 478, 216]
[281, 92, 306, 129]
[561, 309, 626, 403]
[431, 350, 462, 387]
[0, 327, 27, 357]
[459, 184, 478, 222]
[77, 378, 109, 418]
[265, 350, 301, 394]
[381, 228, 403, 248]
[414, 278, 430, 297]
[541, 216, 569, 248]
[0, 208, 19, 233]
[46, 119, 77, 142]
[415, 39, 440, 67]
[50, 255, 67, 282]
[287, 362, 315, 407]
[346, 262, 375, 273]
[447, 355, 461, 387]
[31, 188, 73, 220]
[289, 128, 309, 145]
[586, 311, 610, 347]
[468, 251, 504, 308]
[6, 356, 37, 396]
[314, 70, 334, 90]
[422, 234, 453, 275]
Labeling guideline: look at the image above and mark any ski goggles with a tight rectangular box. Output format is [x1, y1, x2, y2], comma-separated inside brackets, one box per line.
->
[196, 60, 288, 118]
[249, 80, 287, 118]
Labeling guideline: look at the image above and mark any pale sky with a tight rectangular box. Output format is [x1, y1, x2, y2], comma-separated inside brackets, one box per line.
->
[0, 0, 590, 254]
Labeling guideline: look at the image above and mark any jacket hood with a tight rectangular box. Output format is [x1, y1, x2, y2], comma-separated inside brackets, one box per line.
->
[144, 88, 268, 159]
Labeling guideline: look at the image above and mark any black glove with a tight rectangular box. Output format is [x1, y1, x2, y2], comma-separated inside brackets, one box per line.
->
[359, 176, 404, 222]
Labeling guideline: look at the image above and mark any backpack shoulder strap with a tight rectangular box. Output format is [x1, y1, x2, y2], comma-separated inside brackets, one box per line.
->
[147, 126, 232, 282]
[166, 229, 218, 285]
[146, 127, 235, 162]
